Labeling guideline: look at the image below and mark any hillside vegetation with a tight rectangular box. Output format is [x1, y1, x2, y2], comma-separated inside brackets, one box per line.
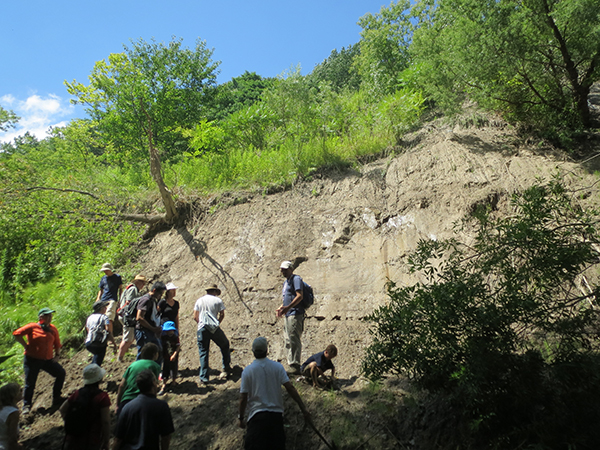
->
[1, 1, 600, 448]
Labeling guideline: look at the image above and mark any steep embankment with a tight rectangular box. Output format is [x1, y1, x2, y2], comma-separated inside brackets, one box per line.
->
[21, 119, 600, 449]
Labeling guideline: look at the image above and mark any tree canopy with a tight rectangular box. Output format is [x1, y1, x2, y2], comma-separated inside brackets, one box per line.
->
[65, 37, 220, 163]
[411, 0, 600, 130]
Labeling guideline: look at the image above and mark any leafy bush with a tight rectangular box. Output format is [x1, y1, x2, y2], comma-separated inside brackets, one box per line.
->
[363, 177, 600, 447]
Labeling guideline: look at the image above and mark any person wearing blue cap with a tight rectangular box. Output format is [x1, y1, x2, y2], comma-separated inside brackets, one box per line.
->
[159, 321, 180, 395]
[12, 307, 66, 414]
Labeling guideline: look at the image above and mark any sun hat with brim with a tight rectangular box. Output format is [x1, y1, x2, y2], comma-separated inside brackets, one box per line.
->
[252, 337, 268, 353]
[100, 263, 114, 272]
[280, 261, 293, 270]
[92, 300, 108, 312]
[134, 274, 147, 282]
[165, 282, 178, 291]
[83, 364, 106, 385]
[204, 284, 221, 295]
[38, 307, 55, 316]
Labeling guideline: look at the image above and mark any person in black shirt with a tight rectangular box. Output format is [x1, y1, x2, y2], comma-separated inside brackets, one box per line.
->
[157, 283, 179, 330]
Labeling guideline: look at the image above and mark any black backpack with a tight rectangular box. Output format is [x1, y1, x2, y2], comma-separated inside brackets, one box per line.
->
[289, 275, 315, 309]
[63, 386, 101, 438]
[120, 294, 145, 327]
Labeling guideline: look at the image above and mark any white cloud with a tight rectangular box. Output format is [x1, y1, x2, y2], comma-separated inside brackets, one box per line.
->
[0, 94, 75, 143]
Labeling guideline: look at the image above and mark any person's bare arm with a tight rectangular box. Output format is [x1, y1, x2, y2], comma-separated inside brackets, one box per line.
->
[160, 434, 172, 450]
[283, 381, 311, 423]
[193, 309, 199, 323]
[13, 335, 27, 350]
[96, 290, 102, 302]
[136, 309, 160, 334]
[218, 310, 225, 324]
[6, 410, 23, 450]
[238, 393, 248, 428]
[58, 399, 70, 419]
[116, 378, 126, 409]
[100, 407, 110, 450]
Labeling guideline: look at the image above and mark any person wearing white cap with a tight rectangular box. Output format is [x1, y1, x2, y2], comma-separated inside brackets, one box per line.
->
[275, 261, 305, 374]
[157, 282, 180, 330]
[95, 263, 123, 330]
[59, 363, 110, 450]
[238, 337, 311, 449]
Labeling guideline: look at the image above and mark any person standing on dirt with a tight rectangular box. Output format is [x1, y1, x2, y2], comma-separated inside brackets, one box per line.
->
[193, 283, 232, 385]
[135, 282, 166, 364]
[85, 301, 117, 367]
[96, 263, 123, 330]
[113, 369, 174, 450]
[275, 261, 305, 374]
[12, 307, 66, 414]
[115, 343, 161, 416]
[59, 363, 110, 450]
[116, 274, 147, 362]
[157, 282, 180, 329]
[238, 337, 311, 450]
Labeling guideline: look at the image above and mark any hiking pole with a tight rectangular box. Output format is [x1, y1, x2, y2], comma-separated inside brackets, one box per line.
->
[308, 420, 338, 450]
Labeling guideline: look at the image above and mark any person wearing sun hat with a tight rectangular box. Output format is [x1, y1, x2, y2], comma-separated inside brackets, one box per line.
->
[59, 363, 110, 450]
[193, 283, 232, 385]
[95, 263, 123, 329]
[12, 307, 66, 413]
[116, 274, 147, 362]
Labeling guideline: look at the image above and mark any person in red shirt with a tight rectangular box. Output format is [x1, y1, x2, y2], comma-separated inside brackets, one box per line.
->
[12, 307, 66, 414]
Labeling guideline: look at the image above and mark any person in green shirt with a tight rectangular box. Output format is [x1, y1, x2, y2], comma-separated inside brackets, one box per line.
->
[115, 343, 160, 416]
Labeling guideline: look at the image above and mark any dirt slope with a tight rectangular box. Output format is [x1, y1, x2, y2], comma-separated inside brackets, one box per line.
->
[20, 118, 600, 449]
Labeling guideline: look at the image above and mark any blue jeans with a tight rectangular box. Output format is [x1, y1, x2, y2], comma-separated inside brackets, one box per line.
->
[197, 326, 231, 382]
[23, 355, 65, 406]
[135, 328, 163, 366]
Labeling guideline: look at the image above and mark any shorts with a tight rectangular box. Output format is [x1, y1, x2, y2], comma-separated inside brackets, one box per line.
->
[119, 317, 136, 343]
[105, 300, 117, 321]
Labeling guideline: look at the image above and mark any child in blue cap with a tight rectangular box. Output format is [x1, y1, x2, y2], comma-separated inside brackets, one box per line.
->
[159, 321, 180, 395]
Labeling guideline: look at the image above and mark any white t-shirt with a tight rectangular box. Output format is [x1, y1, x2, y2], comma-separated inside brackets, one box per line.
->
[85, 313, 109, 344]
[0, 405, 19, 450]
[193, 295, 225, 330]
[240, 358, 290, 420]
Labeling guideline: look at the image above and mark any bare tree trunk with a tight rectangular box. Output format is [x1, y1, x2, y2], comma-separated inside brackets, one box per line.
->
[541, 0, 594, 127]
[141, 102, 178, 224]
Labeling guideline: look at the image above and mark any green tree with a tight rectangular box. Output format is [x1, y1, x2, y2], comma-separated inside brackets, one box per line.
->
[308, 44, 362, 93]
[65, 37, 220, 223]
[205, 71, 276, 122]
[363, 178, 600, 446]
[0, 105, 19, 132]
[355, 0, 413, 97]
[411, 0, 600, 130]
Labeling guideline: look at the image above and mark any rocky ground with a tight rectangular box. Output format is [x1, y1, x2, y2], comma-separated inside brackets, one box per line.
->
[18, 114, 600, 449]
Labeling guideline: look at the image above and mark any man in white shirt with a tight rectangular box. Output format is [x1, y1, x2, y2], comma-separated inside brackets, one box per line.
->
[238, 337, 311, 450]
[193, 284, 232, 384]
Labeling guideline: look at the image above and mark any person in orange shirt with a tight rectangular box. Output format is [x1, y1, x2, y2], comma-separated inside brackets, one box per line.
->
[12, 307, 66, 414]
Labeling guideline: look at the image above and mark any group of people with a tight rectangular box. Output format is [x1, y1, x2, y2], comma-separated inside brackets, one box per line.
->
[5, 260, 338, 449]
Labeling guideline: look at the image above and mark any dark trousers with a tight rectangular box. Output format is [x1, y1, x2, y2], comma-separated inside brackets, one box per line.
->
[245, 411, 285, 450]
[86, 342, 107, 366]
[197, 327, 231, 382]
[135, 328, 163, 365]
[23, 355, 65, 406]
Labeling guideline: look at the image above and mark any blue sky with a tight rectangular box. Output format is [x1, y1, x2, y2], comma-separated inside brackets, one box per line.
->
[0, 0, 389, 143]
